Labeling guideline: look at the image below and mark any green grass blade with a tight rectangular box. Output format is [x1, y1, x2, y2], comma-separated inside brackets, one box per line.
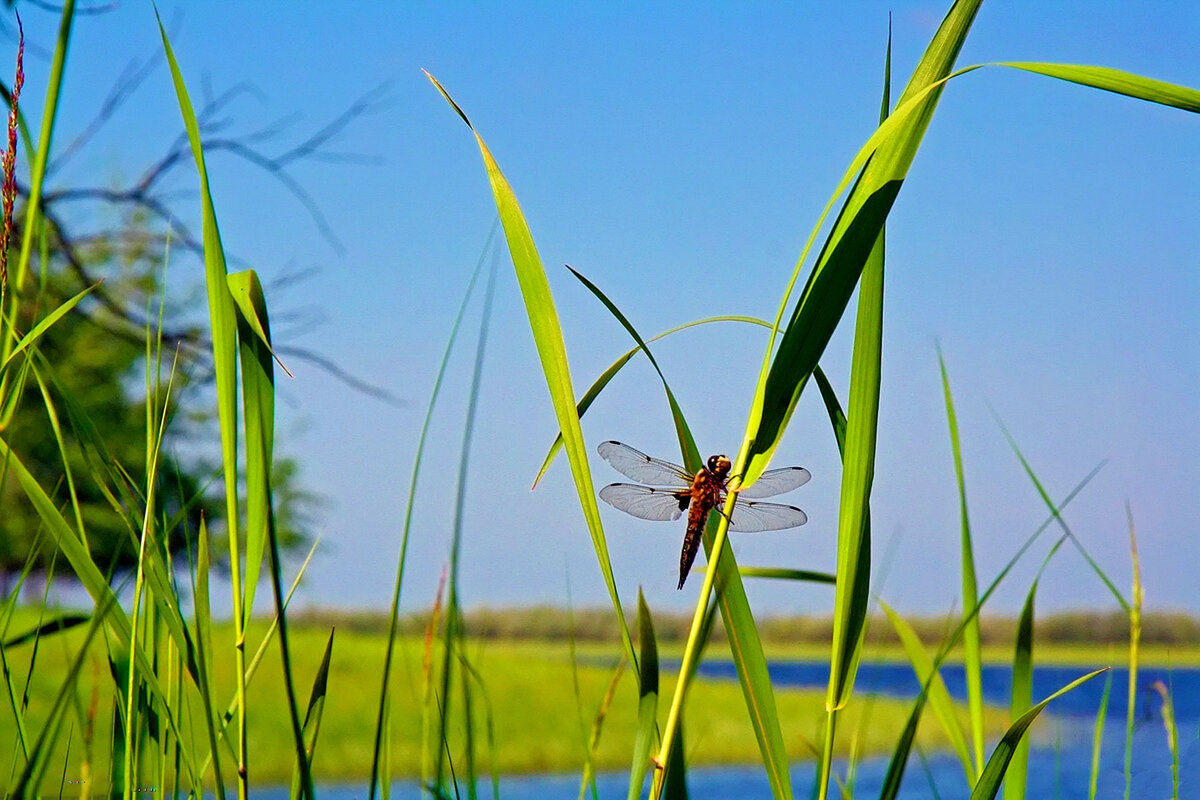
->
[877, 695, 929, 800]
[996, 419, 1128, 611]
[425, 71, 637, 668]
[155, 14, 248, 795]
[1088, 671, 1113, 800]
[0, 281, 96, 373]
[289, 629, 335, 800]
[628, 590, 659, 800]
[705, 566, 835, 585]
[880, 601, 974, 787]
[939, 351, 984, 775]
[532, 315, 772, 489]
[566, 266, 697, 467]
[969, 669, 1108, 800]
[742, 0, 982, 485]
[998, 63, 1200, 112]
[1004, 581, 1037, 800]
[368, 221, 495, 800]
[227, 270, 272, 629]
[1, 613, 88, 648]
[230, 269, 312, 799]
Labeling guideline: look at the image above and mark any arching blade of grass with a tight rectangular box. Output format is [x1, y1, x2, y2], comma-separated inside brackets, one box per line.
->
[969, 669, 1108, 800]
[426, 72, 637, 670]
[155, 15, 248, 796]
[369, 221, 495, 800]
[532, 315, 774, 489]
[192, 517, 227, 800]
[563, 269, 789, 800]
[566, 266, 697, 467]
[880, 601, 974, 788]
[939, 351, 984, 776]
[628, 590, 659, 800]
[1004, 580, 1037, 800]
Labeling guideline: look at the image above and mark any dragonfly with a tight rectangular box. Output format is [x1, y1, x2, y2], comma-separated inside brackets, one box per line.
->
[596, 440, 810, 589]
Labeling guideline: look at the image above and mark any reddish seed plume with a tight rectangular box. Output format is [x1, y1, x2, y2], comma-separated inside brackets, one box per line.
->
[0, 13, 24, 293]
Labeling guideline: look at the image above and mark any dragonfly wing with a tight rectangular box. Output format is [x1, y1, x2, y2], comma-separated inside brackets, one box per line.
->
[597, 441, 692, 486]
[599, 483, 688, 522]
[737, 466, 812, 498]
[727, 499, 808, 533]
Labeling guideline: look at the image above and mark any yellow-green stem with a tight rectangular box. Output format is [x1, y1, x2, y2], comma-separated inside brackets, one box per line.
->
[649, 485, 740, 798]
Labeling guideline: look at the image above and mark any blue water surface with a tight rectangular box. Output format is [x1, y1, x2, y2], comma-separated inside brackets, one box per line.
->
[268, 662, 1200, 799]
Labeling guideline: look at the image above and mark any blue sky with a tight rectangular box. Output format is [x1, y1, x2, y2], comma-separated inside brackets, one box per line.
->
[16, 2, 1199, 616]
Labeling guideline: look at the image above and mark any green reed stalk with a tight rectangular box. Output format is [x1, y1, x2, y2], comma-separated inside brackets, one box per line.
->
[1124, 508, 1143, 800]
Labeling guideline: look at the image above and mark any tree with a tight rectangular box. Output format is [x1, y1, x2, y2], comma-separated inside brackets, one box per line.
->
[0, 12, 386, 583]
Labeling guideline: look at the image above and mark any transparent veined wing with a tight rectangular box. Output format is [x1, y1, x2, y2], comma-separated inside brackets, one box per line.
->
[726, 499, 808, 533]
[736, 466, 812, 498]
[599, 483, 690, 522]
[597, 441, 692, 487]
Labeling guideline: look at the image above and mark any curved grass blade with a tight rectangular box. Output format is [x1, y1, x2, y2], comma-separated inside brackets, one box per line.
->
[1004, 580, 1037, 800]
[2, 613, 88, 648]
[939, 351, 984, 774]
[425, 71, 637, 668]
[369, 221, 496, 800]
[969, 669, 1108, 800]
[998, 63, 1200, 112]
[628, 589, 659, 800]
[192, 516, 227, 800]
[532, 315, 773, 489]
[566, 265, 696, 467]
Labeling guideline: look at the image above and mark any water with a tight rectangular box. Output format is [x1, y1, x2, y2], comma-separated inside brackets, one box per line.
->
[277, 662, 1200, 799]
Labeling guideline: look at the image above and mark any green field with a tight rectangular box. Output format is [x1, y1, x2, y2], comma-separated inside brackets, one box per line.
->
[3, 619, 1009, 789]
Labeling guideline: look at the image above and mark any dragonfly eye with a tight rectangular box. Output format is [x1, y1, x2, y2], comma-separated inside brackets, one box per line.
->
[709, 454, 732, 476]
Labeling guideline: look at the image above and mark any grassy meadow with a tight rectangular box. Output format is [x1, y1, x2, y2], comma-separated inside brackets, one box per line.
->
[0, 2, 1197, 800]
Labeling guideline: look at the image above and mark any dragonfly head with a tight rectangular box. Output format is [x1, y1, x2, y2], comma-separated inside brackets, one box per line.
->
[707, 454, 732, 478]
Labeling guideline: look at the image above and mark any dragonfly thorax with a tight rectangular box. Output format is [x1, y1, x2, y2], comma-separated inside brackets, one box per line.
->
[706, 454, 732, 479]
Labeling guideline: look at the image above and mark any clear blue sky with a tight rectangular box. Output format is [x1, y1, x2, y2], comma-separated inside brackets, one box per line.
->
[18, 2, 1199, 616]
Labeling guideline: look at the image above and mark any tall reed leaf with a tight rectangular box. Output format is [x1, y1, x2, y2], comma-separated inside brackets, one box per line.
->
[155, 15, 248, 795]
[289, 629, 335, 800]
[817, 32, 890, 797]
[425, 72, 637, 667]
[939, 352, 983, 773]
[743, 0, 981, 485]
[969, 669, 1108, 800]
